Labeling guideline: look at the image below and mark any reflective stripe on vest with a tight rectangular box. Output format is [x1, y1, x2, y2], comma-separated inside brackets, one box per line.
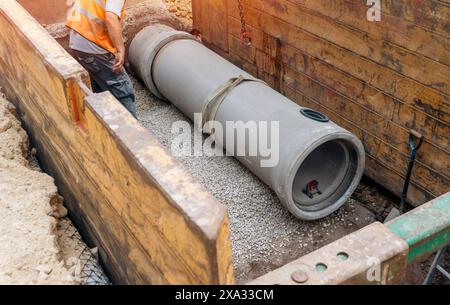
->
[66, 0, 126, 54]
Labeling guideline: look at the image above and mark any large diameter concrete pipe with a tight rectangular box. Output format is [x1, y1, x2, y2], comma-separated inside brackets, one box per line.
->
[129, 25, 365, 220]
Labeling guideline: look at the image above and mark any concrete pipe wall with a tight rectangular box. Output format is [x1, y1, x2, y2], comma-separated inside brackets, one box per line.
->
[129, 25, 365, 220]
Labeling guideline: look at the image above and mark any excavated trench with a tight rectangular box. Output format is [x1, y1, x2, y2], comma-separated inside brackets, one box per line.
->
[43, 0, 402, 283]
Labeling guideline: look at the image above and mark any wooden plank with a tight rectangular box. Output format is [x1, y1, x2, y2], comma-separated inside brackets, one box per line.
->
[23, 85, 221, 283]
[0, 0, 234, 284]
[287, 0, 450, 65]
[228, 18, 450, 147]
[227, 4, 450, 124]
[192, 0, 228, 52]
[282, 57, 449, 175]
[364, 157, 434, 206]
[84, 93, 233, 284]
[382, 0, 450, 37]
[236, 0, 450, 95]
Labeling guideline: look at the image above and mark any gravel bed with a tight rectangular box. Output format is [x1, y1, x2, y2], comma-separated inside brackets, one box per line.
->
[132, 76, 377, 283]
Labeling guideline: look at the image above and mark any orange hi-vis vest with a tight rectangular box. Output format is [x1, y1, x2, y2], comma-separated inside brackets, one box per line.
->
[66, 0, 126, 54]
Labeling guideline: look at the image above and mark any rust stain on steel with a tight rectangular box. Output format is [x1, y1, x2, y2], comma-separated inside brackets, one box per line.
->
[250, 222, 409, 285]
[291, 270, 309, 284]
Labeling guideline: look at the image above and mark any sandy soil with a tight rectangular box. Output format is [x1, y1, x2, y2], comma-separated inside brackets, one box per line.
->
[164, 0, 192, 22]
[0, 93, 91, 284]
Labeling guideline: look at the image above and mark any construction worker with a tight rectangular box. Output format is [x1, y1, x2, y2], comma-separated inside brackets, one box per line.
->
[67, 0, 137, 117]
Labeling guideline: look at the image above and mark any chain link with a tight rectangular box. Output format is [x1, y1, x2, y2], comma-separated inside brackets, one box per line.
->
[237, 0, 252, 46]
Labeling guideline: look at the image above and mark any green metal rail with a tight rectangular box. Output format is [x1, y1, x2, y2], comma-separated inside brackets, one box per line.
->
[251, 192, 449, 285]
[387, 192, 450, 264]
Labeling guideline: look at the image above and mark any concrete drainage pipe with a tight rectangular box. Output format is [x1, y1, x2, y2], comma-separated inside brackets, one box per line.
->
[129, 25, 365, 220]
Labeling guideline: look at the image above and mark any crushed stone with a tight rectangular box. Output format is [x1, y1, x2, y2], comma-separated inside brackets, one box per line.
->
[132, 77, 379, 283]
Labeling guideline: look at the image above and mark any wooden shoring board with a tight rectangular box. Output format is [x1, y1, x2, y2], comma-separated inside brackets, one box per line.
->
[0, 0, 234, 285]
[192, 0, 450, 207]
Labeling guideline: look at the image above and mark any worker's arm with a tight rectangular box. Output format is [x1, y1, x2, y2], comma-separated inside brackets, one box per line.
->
[105, 12, 125, 74]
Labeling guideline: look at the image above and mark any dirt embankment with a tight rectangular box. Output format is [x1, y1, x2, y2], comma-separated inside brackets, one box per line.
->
[0, 93, 82, 285]
[164, 0, 192, 21]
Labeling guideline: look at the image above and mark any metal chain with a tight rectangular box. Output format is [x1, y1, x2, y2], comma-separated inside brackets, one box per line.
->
[237, 0, 252, 46]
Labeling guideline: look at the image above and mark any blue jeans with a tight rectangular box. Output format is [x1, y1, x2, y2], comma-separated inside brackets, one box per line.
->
[72, 50, 137, 117]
